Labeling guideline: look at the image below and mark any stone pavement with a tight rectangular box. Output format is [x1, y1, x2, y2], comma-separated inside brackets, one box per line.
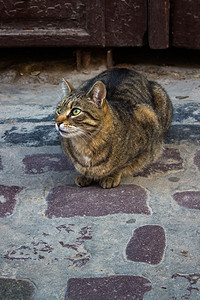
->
[0, 59, 200, 299]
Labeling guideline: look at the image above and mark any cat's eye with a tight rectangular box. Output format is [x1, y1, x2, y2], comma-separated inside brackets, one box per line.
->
[57, 107, 62, 114]
[71, 108, 81, 116]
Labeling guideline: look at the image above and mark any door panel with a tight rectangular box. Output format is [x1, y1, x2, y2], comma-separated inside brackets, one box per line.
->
[0, 0, 199, 49]
[171, 0, 200, 49]
[148, 0, 170, 49]
[105, 0, 147, 47]
[0, 0, 105, 47]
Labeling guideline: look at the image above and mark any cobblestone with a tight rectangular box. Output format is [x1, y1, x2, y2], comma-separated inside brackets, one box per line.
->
[0, 185, 23, 218]
[23, 153, 74, 174]
[173, 191, 200, 210]
[135, 148, 184, 177]
[45, 184, 150, 218]
[0, 277, 36, 299]
[64, 276, 152, 299]
[194, 150, 200, 171]
[126, 225, 166, 265]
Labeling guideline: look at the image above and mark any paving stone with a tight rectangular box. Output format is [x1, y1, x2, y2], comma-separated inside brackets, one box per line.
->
[194, 150, 200, 171]
[165, 125, 200, 143]
[4, 224, 91, 268]
[64, 275, 152, 300]
[0, 185, 23, 218]
[173, 191, 200, 210]
[0, 156, 3, 170]
[23, 153, 74, 174]
[172, 273, 200, 299]
[173, 103, 200, 124]
[2, 124, 59, 147]
[0, 277, 36, 300]
[45, 184, 150, 218]
[126, 225, 166, 264]
[1, 63, 200, 299]
[135, 148, 184, 177]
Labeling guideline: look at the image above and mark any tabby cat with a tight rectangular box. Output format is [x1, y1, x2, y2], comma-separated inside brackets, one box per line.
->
[55, 68, 173, 188]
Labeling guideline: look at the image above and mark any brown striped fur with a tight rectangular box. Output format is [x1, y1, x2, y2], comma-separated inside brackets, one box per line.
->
[55, 68, 173, 188]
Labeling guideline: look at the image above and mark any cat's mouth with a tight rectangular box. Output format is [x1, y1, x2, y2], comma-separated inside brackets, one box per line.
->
[55, 123, 79, 138]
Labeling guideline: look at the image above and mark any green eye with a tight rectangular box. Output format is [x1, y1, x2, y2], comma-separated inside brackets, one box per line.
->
[57, 107, 62, 114]
[72, 108, 81, 116]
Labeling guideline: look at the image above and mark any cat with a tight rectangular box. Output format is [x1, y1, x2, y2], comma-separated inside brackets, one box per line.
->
[55, 68, 173, 188]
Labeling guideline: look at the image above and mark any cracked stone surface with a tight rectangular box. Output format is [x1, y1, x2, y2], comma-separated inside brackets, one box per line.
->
[0, 59, 200, 299]
[4, 224, 92, 268]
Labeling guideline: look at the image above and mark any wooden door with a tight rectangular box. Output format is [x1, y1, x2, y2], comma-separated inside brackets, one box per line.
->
[0, 0, 105, 47]
[171, 0, 200, 49]
[0, 0, 200, 49]
[105, 0, 147, 47]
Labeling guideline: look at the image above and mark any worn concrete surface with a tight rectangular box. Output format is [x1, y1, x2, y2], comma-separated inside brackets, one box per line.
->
[0, 54, 200, 299]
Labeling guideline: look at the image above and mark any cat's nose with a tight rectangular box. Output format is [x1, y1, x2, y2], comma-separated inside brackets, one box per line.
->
[56, 121, 62, 127]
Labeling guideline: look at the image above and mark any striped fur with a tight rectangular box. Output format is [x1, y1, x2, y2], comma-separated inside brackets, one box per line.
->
[55, 68, 173, 188]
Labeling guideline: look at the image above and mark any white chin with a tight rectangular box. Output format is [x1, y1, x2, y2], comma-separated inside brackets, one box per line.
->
[55, 124, 77, 138]
[59, 130, 78, 138]
[59, 131, 70, 138]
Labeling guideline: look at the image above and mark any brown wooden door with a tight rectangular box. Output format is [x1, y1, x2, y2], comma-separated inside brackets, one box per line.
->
[0, 0, 200, 49]
[0, 0, 105, 47]
[0, 0, 148, 48]
[171, 0, 200, 49]
[105, 0, 147, 47]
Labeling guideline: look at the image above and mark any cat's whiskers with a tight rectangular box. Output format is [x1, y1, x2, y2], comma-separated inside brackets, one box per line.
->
[76, 131, 96, 153]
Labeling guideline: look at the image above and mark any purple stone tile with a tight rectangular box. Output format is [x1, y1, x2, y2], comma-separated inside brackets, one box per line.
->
[126, 225, 166, 264]
[23, 153, 74, 174]
[0, 185, 23, 218]
[194, 150, 200, 171]
[135, 148, 184, 177]
[0, 278, 36, 299]
[0, 156, 3, 170]
[173, 191, 200, 210]
[45, 184, 150, 218]
[64, 275, 152, 300]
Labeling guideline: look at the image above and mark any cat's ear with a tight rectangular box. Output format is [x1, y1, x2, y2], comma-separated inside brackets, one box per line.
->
[62, 79, 75, 96]
[87, 81, 106, 108]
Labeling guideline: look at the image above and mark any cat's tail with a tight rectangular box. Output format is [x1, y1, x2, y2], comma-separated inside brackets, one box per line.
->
[150, 81, 173, 134]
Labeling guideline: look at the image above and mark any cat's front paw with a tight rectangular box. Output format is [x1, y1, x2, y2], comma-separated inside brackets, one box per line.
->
[74, 174, 92, 187]
[99, 175, 121, 189]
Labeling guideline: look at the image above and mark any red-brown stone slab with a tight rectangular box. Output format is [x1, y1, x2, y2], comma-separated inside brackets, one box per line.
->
[64, 275, 152, 300]
[126, 225, 166, 265]
[23, 153, 74, 174]
[173, 191, 200, 210]
[0, 185, 23, 218]
[45, 184, 150, 218]
[194, 150, 200, 171]
[135, 148, 183, 177]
